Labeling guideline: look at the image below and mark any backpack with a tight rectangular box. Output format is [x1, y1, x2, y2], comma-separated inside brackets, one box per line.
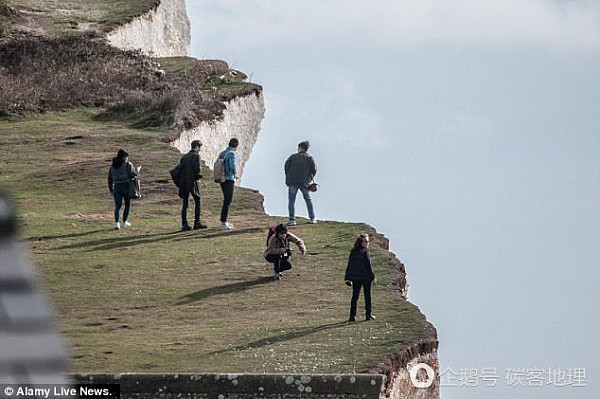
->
[266, 225, 277, 246]
[169, 163, 182, 187]
[213, 152, 227, 183]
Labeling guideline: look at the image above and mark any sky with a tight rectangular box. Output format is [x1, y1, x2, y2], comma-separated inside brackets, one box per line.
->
[186, 1, 600, 398]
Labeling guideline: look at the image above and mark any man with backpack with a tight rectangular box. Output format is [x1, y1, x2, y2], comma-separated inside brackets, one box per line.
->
[217, 138, 239, 230]
[177, 140, 206, 230]
[264, 224, 306, 280]
[284, 140, 317, 226]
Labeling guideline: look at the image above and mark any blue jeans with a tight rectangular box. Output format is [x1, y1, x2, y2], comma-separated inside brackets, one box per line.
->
[113, 182, 131, 223]
[288, 185, 314, 221]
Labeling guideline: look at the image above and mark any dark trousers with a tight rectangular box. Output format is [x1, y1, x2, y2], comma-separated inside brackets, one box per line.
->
[113, 182, 131, 223]
[220, 180, 234, 222]
[181, 193, 201, 227]
[265, 254, 292, 274]
[350, 280, 372, 318]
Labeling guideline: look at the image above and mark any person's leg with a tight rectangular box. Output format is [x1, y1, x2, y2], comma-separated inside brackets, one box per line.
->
[364, 281, 374, 320]
[113, 189, 122, 224]
[287, 185, 299, 222]
[298, 185, 315, 221]
[181, 194, 190, 228]
[192, 193, 201, 226]
[280, 258, 292, 271]
[220, 180, 234, 223]
[265, 254, 282, 279]
[349, 281, 363, 321]
[122, 195, 131, 223]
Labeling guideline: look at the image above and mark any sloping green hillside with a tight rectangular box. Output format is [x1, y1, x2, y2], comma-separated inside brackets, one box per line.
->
[0, 109, 435, 373]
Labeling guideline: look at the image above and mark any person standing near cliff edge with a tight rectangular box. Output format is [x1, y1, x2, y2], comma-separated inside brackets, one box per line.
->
[284, 140, 317, 226]
[218, 138, 239, 230]
[178, 140, 207, 231]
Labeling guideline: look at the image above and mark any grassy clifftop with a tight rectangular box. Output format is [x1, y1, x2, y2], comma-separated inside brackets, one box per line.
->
[0, 0, 436, 377]
[0, 109, 435, 373]
[2, 0, 158, 35]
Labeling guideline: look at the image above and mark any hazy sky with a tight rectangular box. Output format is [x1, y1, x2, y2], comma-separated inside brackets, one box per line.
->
[186, 1, 599, 398]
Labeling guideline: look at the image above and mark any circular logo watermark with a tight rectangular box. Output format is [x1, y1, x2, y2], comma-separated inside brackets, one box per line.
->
[4, 386, 14, 396]
[409, 363, 435, 389]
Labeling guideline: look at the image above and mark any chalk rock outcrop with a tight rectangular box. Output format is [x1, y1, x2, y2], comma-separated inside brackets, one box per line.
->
[107, 0, 190, 57]
[171, 92, 266, 182]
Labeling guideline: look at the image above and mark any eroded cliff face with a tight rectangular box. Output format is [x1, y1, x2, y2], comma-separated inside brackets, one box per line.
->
[106, 0, 190, 57]
[170, 92, 266, 181]
[106, 0, 263, 180]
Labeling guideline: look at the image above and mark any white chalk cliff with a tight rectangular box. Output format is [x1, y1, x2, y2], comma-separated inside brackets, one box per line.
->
[107, 0, 191, 57]
[171, 93, 266, 182]
[106, 0, 265, 179]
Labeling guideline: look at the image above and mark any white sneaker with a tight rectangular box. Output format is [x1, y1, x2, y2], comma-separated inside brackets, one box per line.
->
[274, 272, 281, 280]
[114, 222, 120, 230]
[219, 222, 234, 230]
[309, 218, 317, 224]
[286, 219, 296, 226]
[123, 221, 131, 227]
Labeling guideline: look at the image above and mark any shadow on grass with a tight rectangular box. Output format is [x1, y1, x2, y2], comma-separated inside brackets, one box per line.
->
[53, 230, 182, 251]
[52, 227, 264, 251]
[176, 276, 273, 305]
[27, 229, 106, 241]
[209, 321, 348, 354]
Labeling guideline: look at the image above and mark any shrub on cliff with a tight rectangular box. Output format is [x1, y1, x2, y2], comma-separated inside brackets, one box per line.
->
[0, 34, 260, 129]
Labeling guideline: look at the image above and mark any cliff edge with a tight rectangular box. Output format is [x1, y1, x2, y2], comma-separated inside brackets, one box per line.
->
[0, 1, 438, 397]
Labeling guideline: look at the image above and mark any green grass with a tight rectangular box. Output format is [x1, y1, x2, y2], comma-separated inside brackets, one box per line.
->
[6, 0, 156, 33]
[0, 109, 434, 374]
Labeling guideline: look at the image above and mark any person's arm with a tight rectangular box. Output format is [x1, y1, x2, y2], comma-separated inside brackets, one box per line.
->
[193, 153, 201, 180]
[287, 232, 306, 254]
[107, 168, 113, 193]
[309, 156, 317, 179]
[344, 253, 353, 285]
[366, 252, 376, 281]
[127, 162, 138, 179]
[284, 155, 292, 175]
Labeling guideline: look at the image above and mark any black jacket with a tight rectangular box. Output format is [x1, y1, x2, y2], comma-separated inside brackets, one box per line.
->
[284, 152, 316, 187]
[344, 250, 375, 282]
[178, 150, 201, 198]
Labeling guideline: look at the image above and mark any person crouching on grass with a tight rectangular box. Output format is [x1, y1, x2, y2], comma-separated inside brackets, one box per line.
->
[264, 224, 306, 280]
[344, 234, 376, 322]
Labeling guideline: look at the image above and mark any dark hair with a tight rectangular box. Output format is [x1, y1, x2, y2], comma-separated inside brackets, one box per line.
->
[298, 140, 310, 151]
[229, 138, 239, 148]
[275, 223, 288, 235]
[112, 149, 129, 168]
[191, 140, 202, 149]
[351, 234, 369, 254]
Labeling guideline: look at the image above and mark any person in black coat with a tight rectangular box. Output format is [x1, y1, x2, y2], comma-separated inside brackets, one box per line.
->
[178, 140, 206, 230]
[344, 234, 376, 322]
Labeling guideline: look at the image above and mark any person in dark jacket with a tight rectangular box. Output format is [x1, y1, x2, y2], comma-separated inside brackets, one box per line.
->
[107, 149, 139, 230]
[178, 140, 206, 230]
[344, 234, 376, 322]
[284, 140, 317, 226]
